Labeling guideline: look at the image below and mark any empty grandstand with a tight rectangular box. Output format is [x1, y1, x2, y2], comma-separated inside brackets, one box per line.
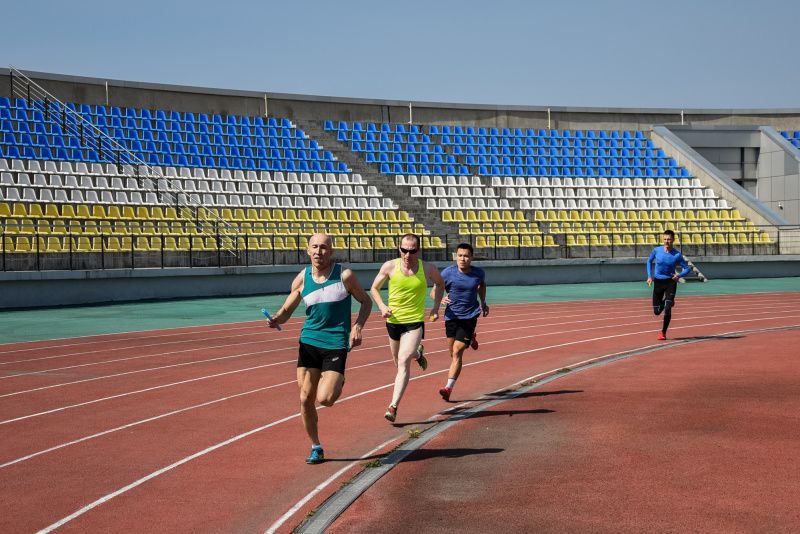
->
[0, 66, 798, 306]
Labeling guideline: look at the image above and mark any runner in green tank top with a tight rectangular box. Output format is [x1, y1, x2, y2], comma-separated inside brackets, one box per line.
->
[266, 233, 372, 464]
[370, 233, 445, 423]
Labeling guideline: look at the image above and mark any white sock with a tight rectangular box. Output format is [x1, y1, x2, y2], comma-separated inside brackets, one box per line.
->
[446, 378, 456, 389]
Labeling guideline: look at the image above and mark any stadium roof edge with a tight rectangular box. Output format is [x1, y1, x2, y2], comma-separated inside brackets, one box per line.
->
[3, 67, 800, 116]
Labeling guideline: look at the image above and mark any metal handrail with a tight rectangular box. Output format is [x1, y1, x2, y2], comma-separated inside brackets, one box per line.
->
[7, 65, 240, 255]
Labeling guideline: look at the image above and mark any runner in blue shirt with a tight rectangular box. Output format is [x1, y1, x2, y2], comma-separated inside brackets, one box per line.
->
[266, 233, 372, 464]
[646, 229, 691, 340]
[431, 243, 488, 401]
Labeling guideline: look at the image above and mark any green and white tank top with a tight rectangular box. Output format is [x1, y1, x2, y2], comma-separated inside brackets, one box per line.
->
[387, 259, 427, 324]
[300, 263, 352, 350]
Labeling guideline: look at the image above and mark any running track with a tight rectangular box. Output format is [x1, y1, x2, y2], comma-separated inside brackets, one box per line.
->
[1, 291, 799, 533]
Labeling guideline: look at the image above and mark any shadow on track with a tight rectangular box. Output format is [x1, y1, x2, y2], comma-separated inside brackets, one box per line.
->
[404, 447, 505, 462]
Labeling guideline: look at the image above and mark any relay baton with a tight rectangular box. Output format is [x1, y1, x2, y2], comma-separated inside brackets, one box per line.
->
[261, 309, 281, 331]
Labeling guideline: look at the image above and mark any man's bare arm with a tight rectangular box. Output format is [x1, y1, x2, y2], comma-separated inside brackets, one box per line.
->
[343, 269, 372, 348]
[268, 271, 304, 328]
[370, 260, 394, 319]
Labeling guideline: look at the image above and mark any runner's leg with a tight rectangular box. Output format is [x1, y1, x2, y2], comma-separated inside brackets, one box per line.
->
[390, 327, 424, 406]
[297, 367, 322, 446]
[317, 371, 344, 407]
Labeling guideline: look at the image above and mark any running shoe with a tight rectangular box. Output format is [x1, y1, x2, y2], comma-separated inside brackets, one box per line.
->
[470, 333, 479, 350]
[306, 446, 324, 465]
[439, 387, 451, 402]
[416, 344, 427, 371]
[658, 332, 667, 340]
[384, 404, 398, 422]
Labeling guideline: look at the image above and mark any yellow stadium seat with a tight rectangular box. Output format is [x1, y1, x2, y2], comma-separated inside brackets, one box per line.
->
[475, 236, 487, 248]
[623, 234, 634, 245]
[0, 203, 11, 218]
[569, 210, 580, 221]
[29, 205, 44, 218]
[44, 236, 62, 252]
[75, 237, 93, 251]
[600, 235, 611, 245]
[12, 203, 27, 218]
[334, 237, 347, 249]
[442, 211, 453, 222]
[44, 204, 59, 219]
[760, 232, 774, 243]
[478, 211, 490, 222]
[454, 211, 466, 222]
[135, 237, 150, 251]
[15, 237, 31, 252]
[566, 235, 576, 246]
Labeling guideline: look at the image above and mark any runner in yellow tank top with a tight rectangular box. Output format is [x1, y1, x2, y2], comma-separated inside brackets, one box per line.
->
[371, 234, 445, 423]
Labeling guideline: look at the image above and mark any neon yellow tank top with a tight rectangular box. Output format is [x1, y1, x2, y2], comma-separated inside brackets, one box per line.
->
[387, 258, 427, 324]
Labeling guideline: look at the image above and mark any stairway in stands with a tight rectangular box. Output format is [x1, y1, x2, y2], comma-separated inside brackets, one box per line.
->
[295, 119, 445, 234]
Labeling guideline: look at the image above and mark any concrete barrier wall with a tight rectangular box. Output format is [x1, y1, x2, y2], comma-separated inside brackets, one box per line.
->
[2, 256, 798, 309]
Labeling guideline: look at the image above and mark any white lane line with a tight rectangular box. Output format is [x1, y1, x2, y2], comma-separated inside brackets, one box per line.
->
[3, 306, 797, 415]
[0, 381, 294, 468]
[3, 298, 792, 387]
[34, 411, 303, 534]
[33, 313, 800, 533]
[0, 358, 388, 458]
[0, 361, 292, 425]
[5, 291, 795, 358]
[263, 438, 398, 534]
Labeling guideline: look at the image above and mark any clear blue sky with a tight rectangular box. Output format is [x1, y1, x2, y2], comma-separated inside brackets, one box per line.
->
[3, 0, 798, 109]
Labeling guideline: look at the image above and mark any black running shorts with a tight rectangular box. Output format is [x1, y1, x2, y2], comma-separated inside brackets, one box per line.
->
[652, 278, 678, 307]
[445, 316, 479, 345]
[386, 321, 425, 341]
[298, 342, 347, 375]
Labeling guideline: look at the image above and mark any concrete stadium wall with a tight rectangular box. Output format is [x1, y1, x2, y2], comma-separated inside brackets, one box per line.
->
[659, 125, 800, 225]
[2, 256, 798, 309]
[4, 68, 800, 134]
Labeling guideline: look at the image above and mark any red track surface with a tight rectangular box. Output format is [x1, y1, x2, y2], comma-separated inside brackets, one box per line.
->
[1, 292, 798, 533]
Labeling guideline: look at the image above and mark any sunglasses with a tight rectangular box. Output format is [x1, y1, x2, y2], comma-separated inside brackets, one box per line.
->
[399, 247, 419, 254]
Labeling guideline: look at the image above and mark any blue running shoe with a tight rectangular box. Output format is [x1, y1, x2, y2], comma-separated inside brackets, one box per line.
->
[306, 446, 324, 465]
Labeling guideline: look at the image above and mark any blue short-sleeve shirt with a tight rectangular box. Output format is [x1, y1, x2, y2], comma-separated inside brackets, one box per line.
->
[441, 264, 485, 321]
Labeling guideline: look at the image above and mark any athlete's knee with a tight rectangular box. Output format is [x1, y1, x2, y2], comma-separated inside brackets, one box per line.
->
[664, 300, 673, 316]
[653, 305, 663, 316]
[318, 394, 338, 407]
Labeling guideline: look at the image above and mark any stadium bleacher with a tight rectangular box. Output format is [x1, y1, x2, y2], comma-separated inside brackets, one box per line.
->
[0, 94, 778, 269]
